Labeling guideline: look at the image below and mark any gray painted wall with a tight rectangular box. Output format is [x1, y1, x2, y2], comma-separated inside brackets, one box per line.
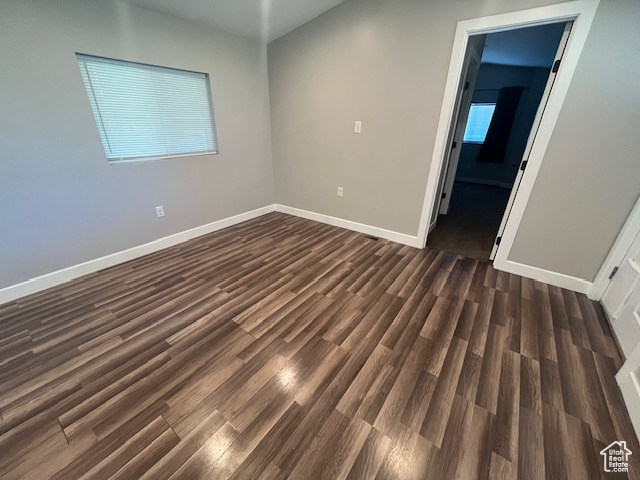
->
[456, 64, 550, 187]
[509, 0, 640, 280]
[0, 0, 275, 289]
[2, 0, 639, 290]
[268, 0, 640, 281]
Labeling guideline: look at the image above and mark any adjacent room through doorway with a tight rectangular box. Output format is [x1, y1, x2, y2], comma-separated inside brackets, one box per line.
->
[427, 22, 568, 261]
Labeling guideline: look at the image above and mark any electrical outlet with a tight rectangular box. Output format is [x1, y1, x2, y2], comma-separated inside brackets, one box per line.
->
[155, 206, 165, 218]
[354, 121, 362, 134]
[337, 187, 343, 197]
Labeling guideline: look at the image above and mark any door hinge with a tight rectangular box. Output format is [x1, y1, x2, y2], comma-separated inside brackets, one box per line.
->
[609, 266, 619, 280]
[552, 59, 561, 73]
[452, 141, 457, 149]
[495, 236, 502, 246]
[442, 192, 447, 199]
[464, 81, 470, 90]
[520, 160, 528, 171]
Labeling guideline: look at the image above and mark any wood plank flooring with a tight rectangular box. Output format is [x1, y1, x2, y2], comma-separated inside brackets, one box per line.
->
[0, 212, 638, 479]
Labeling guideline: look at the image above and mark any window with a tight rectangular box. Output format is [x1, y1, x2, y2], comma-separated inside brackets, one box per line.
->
[76, 54, 218, 162]
[463, 103, 496, 143]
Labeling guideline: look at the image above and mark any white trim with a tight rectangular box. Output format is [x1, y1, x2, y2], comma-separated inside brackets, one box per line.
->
[496, 259, 592, 294]
[438, 42, 483, 216]
[456, 177, 513, 189]
[275, 204, 422, 248]
[108, 150, 218, 165]
[590, 194, 640, 300]
[0, 205, 276, 305]
[416, 2, 600, 270]
[491, 21, 573, 263]
[1, 201, 597, 305]
[617, 344, 640, 439]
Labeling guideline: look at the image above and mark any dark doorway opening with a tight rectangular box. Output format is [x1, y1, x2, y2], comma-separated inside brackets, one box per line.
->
[428, 22, 568, 261]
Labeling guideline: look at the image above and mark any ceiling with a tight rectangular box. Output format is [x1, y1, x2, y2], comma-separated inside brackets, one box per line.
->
[120, 0, 345, 43]
[481, 22, 567, 68]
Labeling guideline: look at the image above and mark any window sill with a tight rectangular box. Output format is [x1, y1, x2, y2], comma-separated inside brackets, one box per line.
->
[107, 150, 219, 165]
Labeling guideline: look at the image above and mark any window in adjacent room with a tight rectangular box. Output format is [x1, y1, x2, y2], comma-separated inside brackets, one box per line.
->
[76, 54, 218, 163]
[463, 102, 496, 143]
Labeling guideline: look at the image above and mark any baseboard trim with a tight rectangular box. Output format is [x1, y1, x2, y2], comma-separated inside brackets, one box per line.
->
[456, 177, 513, 189]
[0, 205, 276, 305]
[494, 259, 592, 294]
[275, 204, 422, 248]
[2, 204, 592, 304]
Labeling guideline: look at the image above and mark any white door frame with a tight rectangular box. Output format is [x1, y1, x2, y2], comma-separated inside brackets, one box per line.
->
[591, 194, 640, 300]
[617, 345, 640, 439]
[416, 1, 600, 272]
[489, 21, 573, 262]
[438, 45, 482, 218]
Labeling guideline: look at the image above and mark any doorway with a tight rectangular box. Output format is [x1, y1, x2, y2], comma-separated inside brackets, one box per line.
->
[427, 22, 569, 261]
[415, 0, 600, 279]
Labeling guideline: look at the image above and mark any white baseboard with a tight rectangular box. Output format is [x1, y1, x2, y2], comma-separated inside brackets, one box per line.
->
[0, 205, 276, 305]
[494, 258, 592, 294]
[275, 204, 422, 248]
[276, 206, 591, 295]
[456, 177, 513, 189]
[1, 203, 592, 304]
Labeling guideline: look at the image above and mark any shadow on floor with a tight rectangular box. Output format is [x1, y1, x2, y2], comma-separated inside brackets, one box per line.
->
[427, 181, 511, 261]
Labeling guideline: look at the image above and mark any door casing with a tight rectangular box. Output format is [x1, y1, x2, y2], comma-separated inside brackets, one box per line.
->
[601, 224, 640, 441]
[434, 41, 483, 221]
[489, 22, 573, 261]
[591, 195, 640, 301]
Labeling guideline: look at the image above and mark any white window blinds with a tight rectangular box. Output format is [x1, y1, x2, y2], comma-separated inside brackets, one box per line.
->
[463, 103, 496, 143]
[76, 54, 218, 162]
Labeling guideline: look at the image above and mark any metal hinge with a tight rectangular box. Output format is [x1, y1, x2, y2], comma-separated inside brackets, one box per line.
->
[495, 236, 502, 246]
[520, 160, 528, 171]
[452, 141, 457, 149]
[464, 81, 470, 90]
[609, 266, 619, 280]
[442, 192, 447, 199]
[552, 59, 561, 73]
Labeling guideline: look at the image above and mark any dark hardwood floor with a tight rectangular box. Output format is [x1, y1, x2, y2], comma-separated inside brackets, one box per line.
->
[0, 212, 638, 479]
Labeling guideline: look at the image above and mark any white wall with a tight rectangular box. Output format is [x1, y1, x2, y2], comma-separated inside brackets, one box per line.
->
[268, 0, 640, 282]
[0, 0, 275, 289]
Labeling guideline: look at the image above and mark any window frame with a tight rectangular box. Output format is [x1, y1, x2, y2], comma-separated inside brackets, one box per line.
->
[76, 53, 219, 164]
[462, 102, 496, 144]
